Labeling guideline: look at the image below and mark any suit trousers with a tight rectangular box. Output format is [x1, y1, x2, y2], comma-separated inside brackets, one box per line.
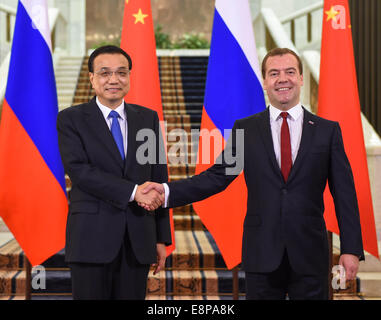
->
[245, 250, 329, 300]
[69, 230, 150, 300]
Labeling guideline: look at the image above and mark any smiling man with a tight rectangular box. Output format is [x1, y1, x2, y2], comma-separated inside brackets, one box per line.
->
[262, 49, 303, 111]
[56, 45, 171, 299]
[142, 48, 364, 300]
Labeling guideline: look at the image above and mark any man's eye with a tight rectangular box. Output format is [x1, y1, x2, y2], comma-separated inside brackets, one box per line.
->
[117, 72, 127, 77]
[101, 72, 111, 77]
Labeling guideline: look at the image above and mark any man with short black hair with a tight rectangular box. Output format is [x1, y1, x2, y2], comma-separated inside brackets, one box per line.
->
[57, 45, 171, 299]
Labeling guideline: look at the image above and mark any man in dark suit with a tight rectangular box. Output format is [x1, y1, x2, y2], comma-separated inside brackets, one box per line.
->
[142, 48, 364, 299]
[57, 45, 171, 299]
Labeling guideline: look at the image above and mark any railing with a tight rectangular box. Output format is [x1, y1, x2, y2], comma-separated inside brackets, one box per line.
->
[0, 3, 16, 43]
[0, 4, 16, 63]
[280, 1, 323, 49]
[255, 3, 323, 113]
[0, 5, 67, 108]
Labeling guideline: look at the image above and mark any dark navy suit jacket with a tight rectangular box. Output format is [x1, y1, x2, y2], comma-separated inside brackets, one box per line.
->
[168, 107, 364, 275]
[57, 97, 171, 264]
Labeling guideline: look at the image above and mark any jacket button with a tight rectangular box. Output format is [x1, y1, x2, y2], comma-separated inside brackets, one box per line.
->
[282, 189, 288, 195]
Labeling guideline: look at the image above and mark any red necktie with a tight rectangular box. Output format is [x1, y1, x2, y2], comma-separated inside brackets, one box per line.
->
[280, 112, 292, 182]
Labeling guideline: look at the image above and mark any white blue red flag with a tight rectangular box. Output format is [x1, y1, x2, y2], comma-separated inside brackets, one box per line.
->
[0, 0, 68, 266]
[194, 0, 266, 269]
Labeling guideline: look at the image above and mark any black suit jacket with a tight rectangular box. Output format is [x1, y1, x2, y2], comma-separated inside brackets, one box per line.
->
[168, 107, 364, 275]
[57, 97, 171, 264]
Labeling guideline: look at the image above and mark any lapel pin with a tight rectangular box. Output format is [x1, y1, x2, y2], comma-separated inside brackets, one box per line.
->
[308, 120, 314, 125]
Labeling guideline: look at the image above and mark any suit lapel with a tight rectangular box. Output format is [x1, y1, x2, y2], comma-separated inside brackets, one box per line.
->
[287, 107, 316, 184]
[124, 103, 141, 176]
[257, 108, 283, 179]
[84, 97, 124, 168]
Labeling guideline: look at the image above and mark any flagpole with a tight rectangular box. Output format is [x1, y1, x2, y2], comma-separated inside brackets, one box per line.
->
[328, 231, 333, 300]
[24, 256, 32, 300]
[232, 267, 239, 300]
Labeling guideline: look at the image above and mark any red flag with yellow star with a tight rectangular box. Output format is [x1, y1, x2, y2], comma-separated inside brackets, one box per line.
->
[318, 0, 379, 257]
[120, 0, 175, 256]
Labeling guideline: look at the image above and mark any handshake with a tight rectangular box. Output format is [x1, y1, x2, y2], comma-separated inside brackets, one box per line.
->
[134, 182, 166, 211]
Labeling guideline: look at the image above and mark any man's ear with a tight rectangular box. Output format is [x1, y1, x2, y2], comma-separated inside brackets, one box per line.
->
[89, 72, 94, 88]
[262, 78, 267, 91]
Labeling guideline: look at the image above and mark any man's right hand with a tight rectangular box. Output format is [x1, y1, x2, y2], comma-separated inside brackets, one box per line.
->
[142, 182, 165, 195]
[134, 182, 164, 211]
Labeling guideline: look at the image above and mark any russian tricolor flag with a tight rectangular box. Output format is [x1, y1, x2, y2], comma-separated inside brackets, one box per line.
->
[194, 0, 266, 269]
[0, 0, 68, 266]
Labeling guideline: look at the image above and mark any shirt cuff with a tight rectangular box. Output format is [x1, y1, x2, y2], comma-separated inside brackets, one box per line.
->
[163, 183, 170, 208]
[129, 184, 138, 202]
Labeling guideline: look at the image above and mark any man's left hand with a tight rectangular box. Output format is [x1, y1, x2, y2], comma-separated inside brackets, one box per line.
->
[152, 243, 166, 275]
[339, 254, 360, 281]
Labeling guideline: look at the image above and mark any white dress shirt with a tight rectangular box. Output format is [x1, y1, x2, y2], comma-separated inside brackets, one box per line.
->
[269, 103, 304, 168]
[96, 97, 137, 202]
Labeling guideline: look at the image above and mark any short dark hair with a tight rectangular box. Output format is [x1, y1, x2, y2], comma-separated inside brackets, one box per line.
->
[261, 48, 303, 79]
[88, 45, 132, 73]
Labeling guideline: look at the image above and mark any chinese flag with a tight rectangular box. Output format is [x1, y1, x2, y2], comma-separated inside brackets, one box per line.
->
[120, 0, 175, 256]
[318, 0, 378, 257]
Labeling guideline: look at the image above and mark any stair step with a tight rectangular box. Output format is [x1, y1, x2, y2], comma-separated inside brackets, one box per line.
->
[160, 76, 207, 82]
[145, 295, 231, 300]
[58, 57, 83, 63]
[56, 85, 78, 91]
[0, 238, 24, 269]
[173, 215, 204, 231]
[57, 89, 76, 95]
[179, 57, 209, 64]
[0, 270, 25, 295]
[31, 294, 72, 300]
[160, 64, 208, 70]
[168, 163, 196, 176]
[166, 230, 226, 269]
[56, 70, 81, 76]
[147, 270, 245, 296]
[173, 204, 194, 215]
[164, 115, 202, 124]
[55, 77, 79, 83]
[357, 272, 381, 297]
[165, 82, 205, 88]
[163, 102, 203, 108]
[333, 294, 363, 300]
[164, 109, 202, 116]
[0, 295, 25, 300]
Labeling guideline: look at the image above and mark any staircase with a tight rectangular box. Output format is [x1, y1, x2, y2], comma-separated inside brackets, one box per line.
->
[55, 56, 83, 111]
[0, 54, 369, 300]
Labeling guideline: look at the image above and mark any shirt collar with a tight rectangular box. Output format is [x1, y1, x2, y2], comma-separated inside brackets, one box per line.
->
[269, 103, 303, 122]
[96, 96, 126, 120]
